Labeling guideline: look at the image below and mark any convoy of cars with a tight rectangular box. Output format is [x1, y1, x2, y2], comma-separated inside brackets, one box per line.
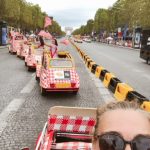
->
[8, 32, 150, 150]
[9, 32, 80, 96]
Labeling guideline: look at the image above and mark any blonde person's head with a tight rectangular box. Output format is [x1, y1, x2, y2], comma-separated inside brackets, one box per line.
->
[93, 101, 150, 150]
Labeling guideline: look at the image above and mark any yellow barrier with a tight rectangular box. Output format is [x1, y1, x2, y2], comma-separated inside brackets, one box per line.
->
[84, 55, 90, 62]
[95, 66, 105, 78]
[103, 73, 115, 88]
[141, 101, 150, 112]
[88, 61, 96, 71]
[80, 51, 85, 58]
[114, 83, 133, 101]
[86, 58, 92, 66]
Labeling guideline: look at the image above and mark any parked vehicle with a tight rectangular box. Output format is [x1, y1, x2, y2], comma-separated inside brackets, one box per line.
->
[140, 29, 150, 64]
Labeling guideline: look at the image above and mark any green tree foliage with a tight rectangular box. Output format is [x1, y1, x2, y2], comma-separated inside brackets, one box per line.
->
[72, 19, 94, 35]
[73, 0, 150, 35]
[0, 0, 64, 35]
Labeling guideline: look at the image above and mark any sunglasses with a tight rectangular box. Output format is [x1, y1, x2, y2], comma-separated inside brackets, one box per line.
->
[98, 131, 150, 150]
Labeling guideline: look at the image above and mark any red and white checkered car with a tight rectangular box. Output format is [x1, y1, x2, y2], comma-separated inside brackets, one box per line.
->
[26, 46, 43, 71]
[40, 55, 80, 95]
[35, 106, 96, 150]
[19, 43, 29, 59]
[9, 35, 25, 54]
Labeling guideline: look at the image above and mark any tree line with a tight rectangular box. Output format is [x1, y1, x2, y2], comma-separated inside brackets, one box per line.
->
[73, 0, 150, 35]
[0, 0, 65, 35]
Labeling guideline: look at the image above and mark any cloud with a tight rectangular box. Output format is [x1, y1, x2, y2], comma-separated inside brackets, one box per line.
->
[26, 0, 117, 29]
[50, 8, 96, 28]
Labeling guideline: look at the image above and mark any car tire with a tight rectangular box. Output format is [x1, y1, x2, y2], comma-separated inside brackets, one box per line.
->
[146, 58, 149, 64]
[25, 62, 27, 66]
[36, 75, 39, 82]
[28, 67, 31, 71]
[73, 91, 78, 95]
[41, 87, 46, 96]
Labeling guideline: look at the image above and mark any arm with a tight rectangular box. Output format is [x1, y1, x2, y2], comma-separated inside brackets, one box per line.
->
[44, 43, 52, 48]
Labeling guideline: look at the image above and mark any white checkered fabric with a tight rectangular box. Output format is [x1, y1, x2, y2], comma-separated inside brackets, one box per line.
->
[52, 142, 92, 150]
[47, 115, 95, 134]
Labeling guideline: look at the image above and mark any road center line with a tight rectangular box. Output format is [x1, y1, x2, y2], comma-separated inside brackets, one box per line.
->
[20, 76, 36, 93]
[0, 98, 25, 136]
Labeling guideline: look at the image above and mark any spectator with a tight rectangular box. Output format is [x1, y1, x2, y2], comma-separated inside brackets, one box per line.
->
[93, 101, 150, 150]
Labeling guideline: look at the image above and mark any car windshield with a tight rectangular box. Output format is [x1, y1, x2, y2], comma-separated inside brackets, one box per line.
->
[50, 59, 73, 68]
[15, 36, 24, 40]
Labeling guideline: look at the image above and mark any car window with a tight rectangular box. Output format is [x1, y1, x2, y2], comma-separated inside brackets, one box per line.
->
[50, 59, 73, 68]
[15, 36, 24, 40]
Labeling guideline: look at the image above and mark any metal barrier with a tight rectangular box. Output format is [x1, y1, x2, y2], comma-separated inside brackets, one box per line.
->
[70, 40, 150, 112]
[103, 73, 115, 88]
[85, 57, 91, 64]
[114, 83, 133, 101]
[83, 55, 89, 61]
[86, 59, 93, 67]
[88, 61, 96, 71]
[126, 91, 148, 104]
[95, 66, 105, 78]
[99, 69, 109, 81]
[141, 101, 150, 112]
[91, 64, 98, 74]
[108, 77, 122, 93]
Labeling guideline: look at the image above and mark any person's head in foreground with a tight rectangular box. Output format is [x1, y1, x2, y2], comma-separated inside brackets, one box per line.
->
[93, 101, 150, 150]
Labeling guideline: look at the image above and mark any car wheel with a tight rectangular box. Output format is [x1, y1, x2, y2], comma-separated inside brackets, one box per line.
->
[35, 75, 39, 82]
[25, 62, 27, 66]
[73, 91, 78, 94]
[28, 67, 31, 71]
[41, 87, 46, 96]
[146, 58, 149, 64]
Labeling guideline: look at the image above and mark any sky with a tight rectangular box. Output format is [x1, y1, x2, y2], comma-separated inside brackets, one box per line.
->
[26, 0, 117, 30]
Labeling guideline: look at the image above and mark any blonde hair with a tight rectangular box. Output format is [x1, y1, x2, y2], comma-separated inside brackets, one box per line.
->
[94, 101, 150, 137]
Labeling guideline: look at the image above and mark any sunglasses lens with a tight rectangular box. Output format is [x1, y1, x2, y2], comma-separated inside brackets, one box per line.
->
[132, 135, 150, 150]
[99, 134, 124, 150]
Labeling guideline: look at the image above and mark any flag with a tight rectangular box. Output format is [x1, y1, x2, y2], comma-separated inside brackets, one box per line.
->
[44, 16, 52, 28]
[38, 30, 52, 39]
[60, 39, 69, 45]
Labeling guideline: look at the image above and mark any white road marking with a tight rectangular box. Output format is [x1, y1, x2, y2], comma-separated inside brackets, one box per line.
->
[0, 98, 25, 135]
[20, 77, 36, 93]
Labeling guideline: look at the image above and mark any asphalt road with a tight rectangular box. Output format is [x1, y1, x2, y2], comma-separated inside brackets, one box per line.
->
[1, 40, 149, 149]
[76, 41, 150, 99]
[0, 44, 105, 149]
